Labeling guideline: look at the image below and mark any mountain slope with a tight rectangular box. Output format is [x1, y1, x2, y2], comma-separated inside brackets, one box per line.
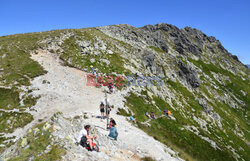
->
[1, 51, 180, 161]
[0, 23, 249, 161]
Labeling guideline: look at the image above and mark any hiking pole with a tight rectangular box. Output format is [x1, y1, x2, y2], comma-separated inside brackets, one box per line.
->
[105, 90, 109, 130]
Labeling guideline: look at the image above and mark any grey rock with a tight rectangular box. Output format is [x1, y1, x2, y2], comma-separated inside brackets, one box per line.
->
[158, 40, 168, 53]
[212, 112, 221, 122]
[178, 61, 201, 88]
[143, 51, 155, 69]
[198, 98, 213, 114]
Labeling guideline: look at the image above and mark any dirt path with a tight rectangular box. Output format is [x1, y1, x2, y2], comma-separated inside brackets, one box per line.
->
[4, 50, 104, 139]
[30, 50, 105, 116]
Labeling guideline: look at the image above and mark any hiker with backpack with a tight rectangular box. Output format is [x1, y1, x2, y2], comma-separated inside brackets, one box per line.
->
[106, 103, 111, 118]
[164, 109, 173, 119]
[164, 109, 171, 116]
[167, 110, 172, 116]
[108, 82, 114, 94]
[108, 120, 118, 140]
[90, 65, 96, 75]
[77, 125, 97, 151]
[100, 101, 105, 119]
[166, 110, 172, 117]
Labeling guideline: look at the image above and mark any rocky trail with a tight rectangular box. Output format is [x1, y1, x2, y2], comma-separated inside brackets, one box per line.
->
[2, 50, 182, 161]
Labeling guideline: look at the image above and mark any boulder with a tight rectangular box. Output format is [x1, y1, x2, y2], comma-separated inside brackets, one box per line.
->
[142, 51, 156, 72]
[178, 61, 201, 88]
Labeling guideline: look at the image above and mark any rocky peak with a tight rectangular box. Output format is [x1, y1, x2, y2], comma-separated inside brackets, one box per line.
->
[141, 23, 179, 32]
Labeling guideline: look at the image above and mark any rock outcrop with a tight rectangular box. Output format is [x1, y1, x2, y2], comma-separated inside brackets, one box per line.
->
[178, 61, 201, 88]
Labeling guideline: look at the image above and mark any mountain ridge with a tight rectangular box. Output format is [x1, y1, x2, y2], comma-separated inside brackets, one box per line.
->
[0, 23, 249, 161]
[0, 23, 244, 66]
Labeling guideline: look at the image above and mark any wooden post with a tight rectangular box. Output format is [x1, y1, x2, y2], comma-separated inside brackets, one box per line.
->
[105, 91, 109, 130]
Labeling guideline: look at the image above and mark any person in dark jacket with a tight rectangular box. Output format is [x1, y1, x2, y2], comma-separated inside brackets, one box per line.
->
[100, 101, 105, 119]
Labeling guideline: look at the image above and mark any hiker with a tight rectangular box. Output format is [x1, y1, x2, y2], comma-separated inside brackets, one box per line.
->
[164, 110, 168, 116]
[100, 101, 105, 119]
[130, 116, 136, 124]
[106, 103, 111, 118]
[108, 120, 118, 140]
[164, 109, 172, 118]
[146, 112, 151, 119]
[109, 118, 116, 129]
[108, 82, 114, 94]
[150, 112, 156, 119]
[90, 65, 96, 75]
[167, 110, 172, 116]
[77, 125, 97, 151]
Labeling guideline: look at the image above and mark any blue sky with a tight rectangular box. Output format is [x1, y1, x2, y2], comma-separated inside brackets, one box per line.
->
[1, 0, 249, 64]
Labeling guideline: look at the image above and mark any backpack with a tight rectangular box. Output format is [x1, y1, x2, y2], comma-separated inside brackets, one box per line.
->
[80, 135, 88, 147]
[106, 104, 111, 111]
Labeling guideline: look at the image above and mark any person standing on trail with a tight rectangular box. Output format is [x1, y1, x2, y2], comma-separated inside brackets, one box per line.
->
[108, 82, 114, 94]
[100, 101, 105, 119]
[106, 103, 111, 118]
[90, 65, 96, 75]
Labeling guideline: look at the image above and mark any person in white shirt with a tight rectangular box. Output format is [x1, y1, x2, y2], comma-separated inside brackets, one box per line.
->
[77, 125, 97, 150]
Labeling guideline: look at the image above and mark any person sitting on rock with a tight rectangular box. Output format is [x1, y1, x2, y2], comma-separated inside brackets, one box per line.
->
[108, 118, 116, 129]
[167, 110, 172, 116]
[77, 125, 97, 150]
[129, 115, 136, 124]
[164, 110, 168, 116]
[164, 109, 172, 118]
[146, 112, 151, 119]
[150, 112, 156, 119]
[108, 120, 118, 140]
